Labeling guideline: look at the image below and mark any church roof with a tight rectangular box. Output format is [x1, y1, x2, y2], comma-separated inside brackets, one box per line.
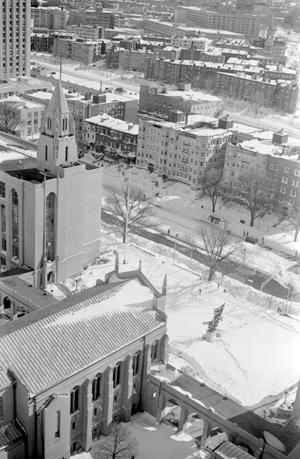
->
[47, 79, 69, 115]
[0, 280, 165, 396]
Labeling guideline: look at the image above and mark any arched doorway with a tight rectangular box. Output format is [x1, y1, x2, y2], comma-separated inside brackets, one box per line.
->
[160, 399, 181, 427]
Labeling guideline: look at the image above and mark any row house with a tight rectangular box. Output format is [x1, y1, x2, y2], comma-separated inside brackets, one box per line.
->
[83, 114, 138, 163]
[136, 115, 232, 189]
[215, 72, 276, 106]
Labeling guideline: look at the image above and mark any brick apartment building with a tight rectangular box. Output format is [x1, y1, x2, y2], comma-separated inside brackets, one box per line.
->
[83, 114, 139, 163]
[106, 48, 153, 72]
[136, 115, 232, 188]
[215, 72, 299, 113]
[223, 130, 300, 211]
[52, 38, 106, 65]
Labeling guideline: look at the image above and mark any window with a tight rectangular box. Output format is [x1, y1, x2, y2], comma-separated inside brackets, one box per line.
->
[0, 397, 3, 421]
[1, 205, 6, 252]
[11, 190, 18, 259]
[45, 145, 48, 161]
[65, 146, 68, 162]
[290, 189, 297, 197]
[151, 341, 158, 362]
[55, 411, 60, 438]
[271, 184, 276, 191]
[273, 175, 277, 181]
[132, 352, 140, 376]
[70, 386, 79, 414]
[0, 182, 5, 198]
[280, 186, 286, 194]
[294, 169, 300, 177]
[283, 166, 290, 174]
[292, 179, 299, 187]
[281, 176, 288, 184]
[113, 362, 121, 388]
[269, 163, 274, 170]
[268, 173, 272, 180]
[275, 165, 279, 171]
[279, 195, 284, 203]
[92, 374, 102, 401]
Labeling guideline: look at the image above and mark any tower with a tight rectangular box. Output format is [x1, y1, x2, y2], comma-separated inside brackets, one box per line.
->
[0, 0, 31, 79]
[37, 80, 78, 175]
[264, 15, 275, 53]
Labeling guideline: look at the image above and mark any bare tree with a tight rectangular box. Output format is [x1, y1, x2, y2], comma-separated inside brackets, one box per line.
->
[198, 175, 224, 213]
[283, 203, 300, 242]
[92, 423, 138, 459]
[223, 174, 272, 227]
[105, 184, 156, 243]
[194, 224, 240, 281]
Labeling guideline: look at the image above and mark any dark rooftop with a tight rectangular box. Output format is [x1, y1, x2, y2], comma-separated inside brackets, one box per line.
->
[0, 276, 58, 310]
[5, 167, 55, 183]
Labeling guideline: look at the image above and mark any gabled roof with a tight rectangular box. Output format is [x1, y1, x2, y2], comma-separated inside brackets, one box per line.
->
[47, 79, 69, 115]
[0, 280, 165, 396]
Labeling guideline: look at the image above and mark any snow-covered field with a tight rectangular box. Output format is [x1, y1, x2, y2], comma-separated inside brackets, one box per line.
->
[59, 224, 300, 409]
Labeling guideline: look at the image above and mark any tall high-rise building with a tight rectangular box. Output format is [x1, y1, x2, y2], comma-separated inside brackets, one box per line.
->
[0, 0, 31, 79]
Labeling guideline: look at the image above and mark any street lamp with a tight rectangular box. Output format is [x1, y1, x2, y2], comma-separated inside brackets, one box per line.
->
[173, 233, 179, 262]
[123, 164, 133, 264]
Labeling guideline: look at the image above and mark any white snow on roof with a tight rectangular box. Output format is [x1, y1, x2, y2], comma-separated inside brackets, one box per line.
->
[85, 114, 139, 134]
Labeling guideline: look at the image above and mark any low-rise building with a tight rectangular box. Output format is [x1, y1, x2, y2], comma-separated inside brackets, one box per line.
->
[0, 76, 52, 100]
[66, 25, 103, 41]
[0, 96, 44, 140]
[137, 115, 232, 188]
[170, 35, 211, 51]
[83, 114, 139, 163]
[139, 84, 224, 120]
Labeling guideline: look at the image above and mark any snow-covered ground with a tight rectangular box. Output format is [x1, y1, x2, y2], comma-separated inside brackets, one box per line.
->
[76, 412, 200, 459]
[61, 223, 300, 409]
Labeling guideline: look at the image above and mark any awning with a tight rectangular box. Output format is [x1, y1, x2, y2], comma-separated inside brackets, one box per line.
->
[214, 441, 254, 459]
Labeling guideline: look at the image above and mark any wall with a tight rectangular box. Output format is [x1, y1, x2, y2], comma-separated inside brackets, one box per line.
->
[43, 395, 70, 459]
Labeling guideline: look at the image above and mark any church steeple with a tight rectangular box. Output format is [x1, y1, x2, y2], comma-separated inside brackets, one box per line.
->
[37, 80, 78, 175]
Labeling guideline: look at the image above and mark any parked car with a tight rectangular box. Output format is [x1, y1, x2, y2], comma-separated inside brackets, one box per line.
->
[245, 236, 258, 244]
[209, 214, 225, 224]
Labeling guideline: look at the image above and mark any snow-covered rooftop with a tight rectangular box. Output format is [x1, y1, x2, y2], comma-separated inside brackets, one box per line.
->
[85, 113, 139, 134]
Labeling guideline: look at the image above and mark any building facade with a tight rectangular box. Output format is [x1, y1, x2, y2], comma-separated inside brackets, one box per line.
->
[0, 80, 102, 287]
[0, 96, 44, 140]
[174, 7, 261, 39]
[83, 114, 139, 163]
[31, 6, 68, 30]
[0, 0, 31, 79]
[222, 133, 300, 212]
[52, 38, 105, 65]
[137, 116, 232, 188]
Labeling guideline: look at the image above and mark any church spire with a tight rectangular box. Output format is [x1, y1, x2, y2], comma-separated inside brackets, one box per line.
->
[37, 80, 78, 175]
[47, 79, 69, 115]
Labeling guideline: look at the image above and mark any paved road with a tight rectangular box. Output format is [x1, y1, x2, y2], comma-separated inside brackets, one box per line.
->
[226, 112, 300, 140]
[101, 210, 291, 301]
[32, 57, 141, 93]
